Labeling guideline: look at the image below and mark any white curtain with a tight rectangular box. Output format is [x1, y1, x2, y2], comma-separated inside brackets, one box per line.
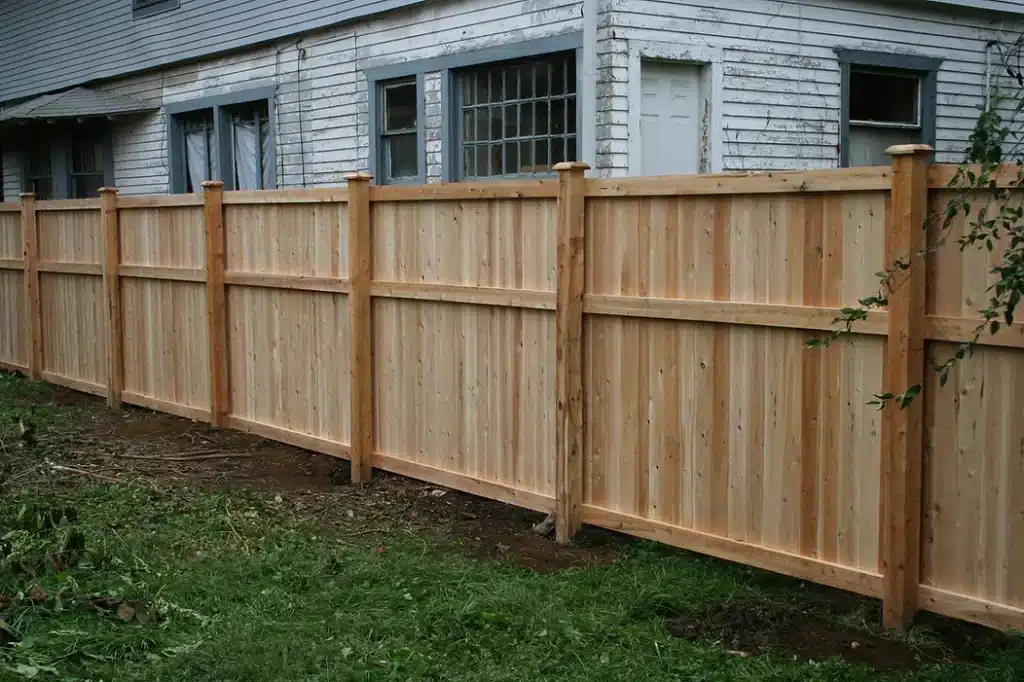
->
[184, 122, 212, 191]
[232, 118, 261, 190]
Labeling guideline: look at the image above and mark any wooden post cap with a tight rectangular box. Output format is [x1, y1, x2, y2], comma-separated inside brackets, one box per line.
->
[553, 162, 591, 172]
[98, 187, 119, 194]
[886, 144, 934, 156]
[345, 172, 373, 182]
[200, 180, 224, 188]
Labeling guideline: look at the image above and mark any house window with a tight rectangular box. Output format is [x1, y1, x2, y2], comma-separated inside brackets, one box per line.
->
[168, 90, 276, 193]
[133, 0, 179, 18]
[456, 52, 577, 178]
[69, 133, 107, 198]
[24, 144, 52, 200]
[379, 79, 419, 183]
[227, 101, 271, 190]
[838, 50, 939, 167]
[179, 110, 216, 193]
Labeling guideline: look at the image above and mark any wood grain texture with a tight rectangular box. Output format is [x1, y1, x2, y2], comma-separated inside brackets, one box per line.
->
[120, 206, 205, 269]
[101, 190, 123, 409]
[225, 203, 347, 278]
[39, 273, 107, 388]
[583, 190, 888, 576]
[203, 182, 229, 427]
[375, 299, 556, 499]
[21, 196, 42, 379]
[0, 211, 21, 260]
[347, 174, 373, 483]
[881, 147, 929, 628]
[36, 209, 102, 264]
[0, 270, 26, 368]
[121, 279, 210, 410]
[555, 162, 588, 543]
[922, 188, 1024, 616]
[372, 198, 557, 292]
[227, 287, 350, 449]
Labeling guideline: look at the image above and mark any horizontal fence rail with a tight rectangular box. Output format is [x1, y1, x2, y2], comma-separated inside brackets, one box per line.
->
[1, 156, 1023, 632]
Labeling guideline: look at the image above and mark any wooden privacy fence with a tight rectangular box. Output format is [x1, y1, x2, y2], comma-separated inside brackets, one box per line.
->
[0, 148, 1022, 632]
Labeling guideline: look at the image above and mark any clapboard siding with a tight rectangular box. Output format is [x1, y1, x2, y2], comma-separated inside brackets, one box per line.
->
[2, 0, 1021, 193]
[91, 0, 582, 193]
[0, 0, 428, 104]
[598, 0, 1023, 171]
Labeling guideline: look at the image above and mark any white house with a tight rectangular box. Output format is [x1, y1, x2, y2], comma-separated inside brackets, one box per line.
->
[1, 0, 1022, 200]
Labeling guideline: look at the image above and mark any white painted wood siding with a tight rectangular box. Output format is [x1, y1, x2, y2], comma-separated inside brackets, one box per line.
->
[597, 0, 1024, 172]
[84, 0, 581, 194]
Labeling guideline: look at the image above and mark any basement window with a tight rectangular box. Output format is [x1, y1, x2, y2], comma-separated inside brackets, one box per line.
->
[23, 144, 53, 200]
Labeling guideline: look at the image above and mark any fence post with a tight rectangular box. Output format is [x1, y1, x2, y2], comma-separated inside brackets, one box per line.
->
[20, 193, 41, 380]
[202, 181, 229, 428]
[346, 173, 374, 484]
[554, 162, 590, 544]
[881, 144, 932, 629]
[100, 188, 123, 409]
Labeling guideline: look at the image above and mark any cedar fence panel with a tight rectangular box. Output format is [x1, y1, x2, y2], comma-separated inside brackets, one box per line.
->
[8, 158, 1024, 632]
[0, 206, 25, 371]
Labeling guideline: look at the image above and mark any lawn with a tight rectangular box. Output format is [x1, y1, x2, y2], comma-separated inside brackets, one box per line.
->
[0, 372, 1020, 681]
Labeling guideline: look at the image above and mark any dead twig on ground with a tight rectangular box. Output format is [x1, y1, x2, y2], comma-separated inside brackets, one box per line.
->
[113, 452, 251, 462]
[49, 464, 124, 485]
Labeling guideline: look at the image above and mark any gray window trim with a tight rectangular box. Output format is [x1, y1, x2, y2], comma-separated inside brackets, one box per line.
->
[836, 49, 941, 167]
[363, 32, 583, 183]
[20, 126, 113, 199]
[369, 74, 425, 185]
[132, 0, 180, 19]
[167, 85, 277, 192]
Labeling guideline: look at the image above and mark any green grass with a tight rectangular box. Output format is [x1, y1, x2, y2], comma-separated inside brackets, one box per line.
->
[0, 373, 1022, 681]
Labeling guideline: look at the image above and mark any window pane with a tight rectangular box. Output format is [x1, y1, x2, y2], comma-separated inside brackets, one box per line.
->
[463, 110, 475, 142]
[520, 140, 534, 173]
[475, 145, 489, 177]
[567, 58, 576, 94]
[566, 96, 577, 133]
[536, 101, 548, 135]
[463, 145, 474, 177]
[848, 126, 920, 166]
[476, 72, 489, 105]
[536, 62, 549, 97]
[552, 99, 566, 135]
[462, 77, 475, 106]
[25, 145, 50, 177]
[535, 139, 549, 171]
[71, 174, 104, 199]
[567, 136, 577, 162]
[520, 64, 535, 99]
[488, 72, 502, 103]
[229, 102, 269, 190]
[504, 69, 518, 101]
[490, 143, 502, 176]
[850, 70, 919, 125]
[71, 137, 103, 173]
[552, 137, 565, 165]
[521, 103, 534, 136]
[489, 106, 502, 139]
[552, 60, 566, 95]
[384, 81, 417, 131]
[29, 177, 52, 200]
[504, 142, 519, 174]
[504, 104, 517, 138]
[386, 133, 418, 179]
[476, 109, 490, 142]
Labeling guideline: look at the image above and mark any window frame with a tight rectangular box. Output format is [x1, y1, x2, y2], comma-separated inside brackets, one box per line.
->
[19, 125, 114, 200]
[374, 76, 425, 185]
[364, 32, 583, 183]
[453, 52, 578, 180]
[166, 86, 277, 193]
[133, 0, 179, 19]
[837, 49, 941, 168]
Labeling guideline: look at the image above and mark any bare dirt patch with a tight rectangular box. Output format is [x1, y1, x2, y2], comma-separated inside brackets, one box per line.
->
[24, 387, 622, 572]
[666, 600, 1011, 672]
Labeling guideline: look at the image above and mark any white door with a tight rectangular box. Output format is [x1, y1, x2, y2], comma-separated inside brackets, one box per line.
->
[640, 61, 702, 176]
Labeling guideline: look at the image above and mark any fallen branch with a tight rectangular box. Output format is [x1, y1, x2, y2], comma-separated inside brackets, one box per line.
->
[114, 452, 251, 462]
[49, 464, 124, 485]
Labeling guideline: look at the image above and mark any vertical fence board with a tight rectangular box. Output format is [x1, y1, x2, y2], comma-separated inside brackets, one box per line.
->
[203, 182, 229, 427]
[347, 174, 374, 483]
[101, 189, 123, 408]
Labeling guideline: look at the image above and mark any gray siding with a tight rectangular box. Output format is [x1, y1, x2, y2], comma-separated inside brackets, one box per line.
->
[0, 0, 426, 104]
[597, 0, 1024, 172]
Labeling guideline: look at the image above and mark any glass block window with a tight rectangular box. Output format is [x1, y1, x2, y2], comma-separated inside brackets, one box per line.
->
[380, 79, 419, 182]
[457, 52, 577, 179]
